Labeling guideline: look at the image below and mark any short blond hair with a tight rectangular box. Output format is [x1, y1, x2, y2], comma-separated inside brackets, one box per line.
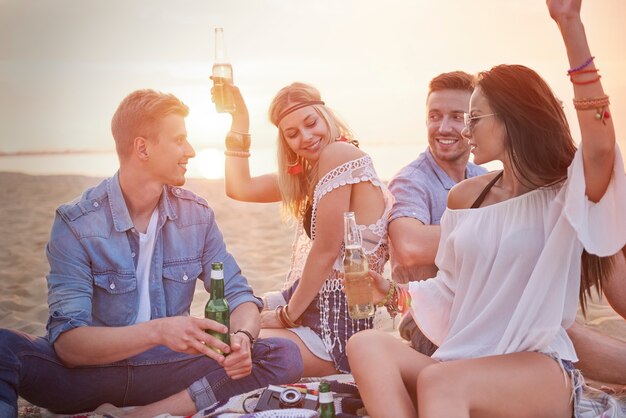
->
[111, 89, 189, 160]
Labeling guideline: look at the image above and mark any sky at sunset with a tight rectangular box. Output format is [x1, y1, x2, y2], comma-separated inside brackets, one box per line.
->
[1, 0, 625, 178]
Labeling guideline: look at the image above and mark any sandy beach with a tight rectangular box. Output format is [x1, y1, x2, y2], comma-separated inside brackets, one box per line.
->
[1, 171, 624, 416]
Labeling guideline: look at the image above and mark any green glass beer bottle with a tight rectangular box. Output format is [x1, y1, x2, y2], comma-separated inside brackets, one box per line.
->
[318, 379, 336, 418]
[204, 262, 230, 354]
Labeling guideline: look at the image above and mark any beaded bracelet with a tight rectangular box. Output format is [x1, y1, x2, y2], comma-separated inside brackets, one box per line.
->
[383, 282, 400, 319]
[573, 95, 610, 110]
[377, 279, 396, 308]
[573, 95, 611, 124]
[567, 56, 595, 74]
[224, 150, 251, 158]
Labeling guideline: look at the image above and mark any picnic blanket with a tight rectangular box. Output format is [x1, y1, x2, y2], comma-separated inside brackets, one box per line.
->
[37, 376, 626, 418]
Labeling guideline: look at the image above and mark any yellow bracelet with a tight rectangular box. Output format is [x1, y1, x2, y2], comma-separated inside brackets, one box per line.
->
[377, 279, 396, 308]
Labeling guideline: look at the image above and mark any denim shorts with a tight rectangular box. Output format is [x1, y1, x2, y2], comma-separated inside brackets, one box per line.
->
[544, 353, 584, 418]
[277, 279, 372, 373]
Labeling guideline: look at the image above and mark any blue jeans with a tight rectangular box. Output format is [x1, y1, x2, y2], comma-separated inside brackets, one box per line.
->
[0, 329, 303, 417]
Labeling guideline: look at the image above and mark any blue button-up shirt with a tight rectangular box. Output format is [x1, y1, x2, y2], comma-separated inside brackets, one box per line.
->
[388, 148, 487, 282]
[45, 172, 262, 344]
[389, 147, 487, 225]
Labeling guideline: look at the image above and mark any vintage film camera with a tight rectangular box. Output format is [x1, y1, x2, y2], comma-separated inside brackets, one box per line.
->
[254, 384, 318, 412]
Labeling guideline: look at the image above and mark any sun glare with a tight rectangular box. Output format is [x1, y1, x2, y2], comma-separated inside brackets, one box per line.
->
[190, 147, 225, 180]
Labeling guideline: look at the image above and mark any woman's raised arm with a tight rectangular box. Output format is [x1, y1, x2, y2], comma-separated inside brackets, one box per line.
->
[548, 0, 616, 202]
[218, 82, 282, 202]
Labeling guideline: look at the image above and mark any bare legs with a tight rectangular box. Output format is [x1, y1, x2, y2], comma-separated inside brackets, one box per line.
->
[348, 330, 573, 418]
[260, 328, 338, 377]
[123, 392, 194, 418]
[348, 329, 436, 418]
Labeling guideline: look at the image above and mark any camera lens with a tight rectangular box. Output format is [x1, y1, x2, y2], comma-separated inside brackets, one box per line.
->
[279, 388, 303, 408]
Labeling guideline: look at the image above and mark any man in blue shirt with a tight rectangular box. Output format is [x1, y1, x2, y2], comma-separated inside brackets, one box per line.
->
[388, 72, 486, 354]
[0, 90, 302, 417]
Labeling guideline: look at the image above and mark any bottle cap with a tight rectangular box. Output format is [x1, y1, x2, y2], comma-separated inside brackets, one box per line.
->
[211, 262, 224, 279]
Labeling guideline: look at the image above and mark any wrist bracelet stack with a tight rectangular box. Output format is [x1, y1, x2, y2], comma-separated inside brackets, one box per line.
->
[567, 56, 611, 125]
[275, 305, 300, 328]
[377, 279, 411, 319]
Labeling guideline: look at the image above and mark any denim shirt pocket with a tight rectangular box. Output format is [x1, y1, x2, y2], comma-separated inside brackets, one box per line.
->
[93, 272, 138, 326]
[162, 260, 202, 316]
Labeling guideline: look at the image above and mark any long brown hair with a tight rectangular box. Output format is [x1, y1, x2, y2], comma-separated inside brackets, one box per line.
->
[476, 64, 614, 313]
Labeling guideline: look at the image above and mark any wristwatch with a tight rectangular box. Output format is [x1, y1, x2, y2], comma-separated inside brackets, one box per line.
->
[234, 329, 255, 346]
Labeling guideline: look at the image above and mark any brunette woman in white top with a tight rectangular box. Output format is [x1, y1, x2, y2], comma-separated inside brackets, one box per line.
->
[347, 1, 626, 417]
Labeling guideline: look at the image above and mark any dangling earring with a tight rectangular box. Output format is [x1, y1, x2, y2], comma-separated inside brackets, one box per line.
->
[287, 155, 303, 175]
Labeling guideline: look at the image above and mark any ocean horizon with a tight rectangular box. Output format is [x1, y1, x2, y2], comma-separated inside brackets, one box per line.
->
[0, 143, 476, 182]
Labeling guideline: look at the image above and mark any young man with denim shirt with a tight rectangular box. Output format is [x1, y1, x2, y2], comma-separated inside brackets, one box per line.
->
[0, 89, 302, 418]
[388, 72, 486, 354]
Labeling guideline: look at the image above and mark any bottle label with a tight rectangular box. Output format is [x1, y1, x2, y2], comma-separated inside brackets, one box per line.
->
[211, 270, 224, 280]
[319, 392, 334, 403]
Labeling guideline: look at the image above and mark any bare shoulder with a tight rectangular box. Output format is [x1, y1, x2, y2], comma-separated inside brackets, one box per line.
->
[447, 171, 500, 210]
[318, 141, 366, 178]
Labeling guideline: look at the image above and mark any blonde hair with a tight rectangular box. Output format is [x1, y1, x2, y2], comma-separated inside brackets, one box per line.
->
[111, 89, 189, 161]
[269, 82, 357, 221]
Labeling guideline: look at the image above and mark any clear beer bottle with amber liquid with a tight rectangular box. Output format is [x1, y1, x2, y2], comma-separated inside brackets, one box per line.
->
[343, 212, 375, 320]
[212, 27, 235, 113]
[204, 262, 230, 354]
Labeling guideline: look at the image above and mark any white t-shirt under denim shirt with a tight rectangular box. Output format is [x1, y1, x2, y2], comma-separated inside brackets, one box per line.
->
[135, 208, 159, 324]
[409, 144, 626, 362]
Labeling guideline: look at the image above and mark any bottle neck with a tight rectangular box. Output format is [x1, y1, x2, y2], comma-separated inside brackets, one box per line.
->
[343, 215, 362, 248]
[210, 278, 225, 299]
[214, 29, 227, 63]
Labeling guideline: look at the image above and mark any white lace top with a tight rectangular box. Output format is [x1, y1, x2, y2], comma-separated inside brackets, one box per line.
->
[284, 155, 392, 290]
[409, 145, 626, 362]
[283, 155, 393, 354]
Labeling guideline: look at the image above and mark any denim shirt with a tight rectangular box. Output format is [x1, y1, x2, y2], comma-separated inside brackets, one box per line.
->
[45, 172, 262, 344]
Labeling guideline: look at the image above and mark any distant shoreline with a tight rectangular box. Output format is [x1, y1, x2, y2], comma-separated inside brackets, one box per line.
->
[0, 149, 114, 157]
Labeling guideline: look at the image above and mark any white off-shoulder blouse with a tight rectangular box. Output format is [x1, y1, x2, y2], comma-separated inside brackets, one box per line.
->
[409, 145, 626, 362]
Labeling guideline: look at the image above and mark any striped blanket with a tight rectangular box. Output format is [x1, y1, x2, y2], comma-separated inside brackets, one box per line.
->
[36, 376, 626, 417]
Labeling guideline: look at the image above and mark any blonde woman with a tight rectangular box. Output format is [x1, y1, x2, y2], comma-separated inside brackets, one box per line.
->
[219, 82, 392, 376]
